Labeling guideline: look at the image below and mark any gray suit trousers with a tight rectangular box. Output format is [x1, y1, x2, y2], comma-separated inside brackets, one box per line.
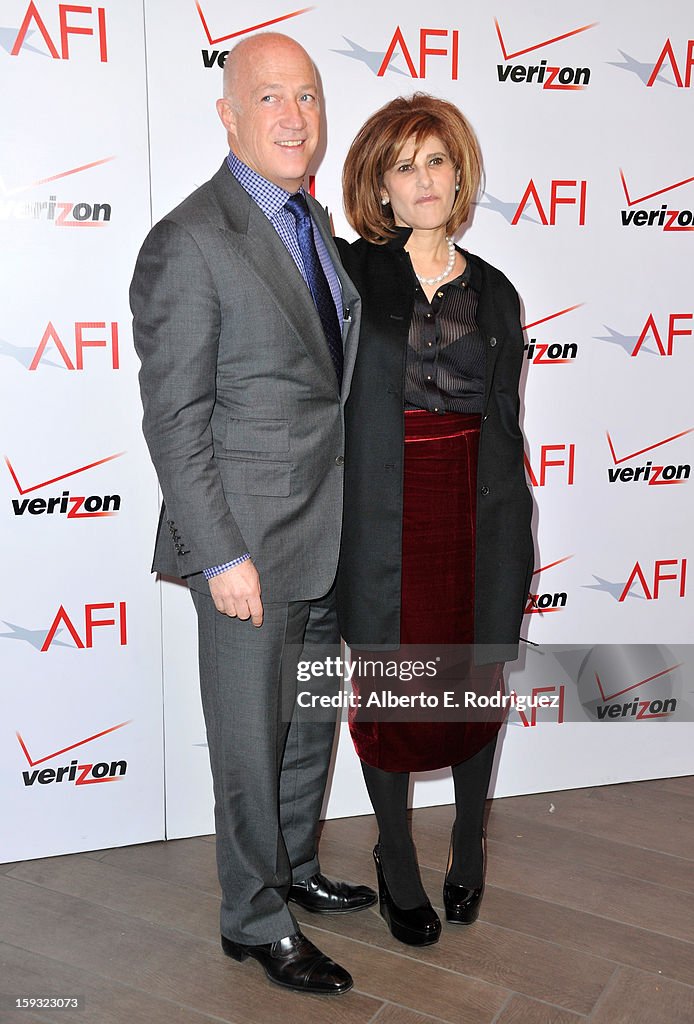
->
[192, 587, 340, 945]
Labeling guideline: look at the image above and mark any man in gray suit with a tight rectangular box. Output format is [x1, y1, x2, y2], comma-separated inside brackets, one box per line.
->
[131, 33, 373, 995]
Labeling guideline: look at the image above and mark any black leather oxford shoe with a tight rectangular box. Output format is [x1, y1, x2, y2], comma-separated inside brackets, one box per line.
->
[221, 929, 353, 994]
[288, 872, 377, 914]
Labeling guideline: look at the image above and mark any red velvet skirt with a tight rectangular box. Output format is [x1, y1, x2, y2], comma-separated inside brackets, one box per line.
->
[349, 410, 504, 772]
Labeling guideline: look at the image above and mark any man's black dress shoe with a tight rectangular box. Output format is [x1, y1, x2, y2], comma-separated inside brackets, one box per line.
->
[373, 845, 441, 946]
[221, 930, 353, 994]
[288, 872, 377, 914]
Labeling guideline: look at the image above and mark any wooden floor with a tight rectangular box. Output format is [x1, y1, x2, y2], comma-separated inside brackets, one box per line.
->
[1, 777, 693, 1024]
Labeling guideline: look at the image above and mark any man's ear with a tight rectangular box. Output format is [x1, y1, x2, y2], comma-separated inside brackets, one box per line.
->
[216, 97, 237, 134]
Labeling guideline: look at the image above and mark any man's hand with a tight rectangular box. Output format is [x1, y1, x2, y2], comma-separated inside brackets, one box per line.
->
[208, 560, 263, 626]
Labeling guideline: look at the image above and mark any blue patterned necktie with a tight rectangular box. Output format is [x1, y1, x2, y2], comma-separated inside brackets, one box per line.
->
[284, 193, 343, 386]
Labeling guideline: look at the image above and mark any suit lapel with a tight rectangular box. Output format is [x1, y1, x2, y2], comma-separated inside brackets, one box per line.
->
[211, 165, 338, 390]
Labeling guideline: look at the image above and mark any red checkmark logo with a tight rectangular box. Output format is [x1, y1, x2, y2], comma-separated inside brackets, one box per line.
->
[195, 3, 314, 46]
[595, 664, 681, 702]
[4, 452, 125, 495]
[0, 157, 115, 199]
[523, 304, 583, 332]
[606, 429, 693, 466]
[16, 721, 131, 767]
[494, 18, 598, 61]
[619, 170, 694, 208]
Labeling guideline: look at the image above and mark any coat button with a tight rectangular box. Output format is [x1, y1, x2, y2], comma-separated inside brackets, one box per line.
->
[489, 336, 497, 347]
[335, 455, 345, 466]
[481, 485, 490, 495]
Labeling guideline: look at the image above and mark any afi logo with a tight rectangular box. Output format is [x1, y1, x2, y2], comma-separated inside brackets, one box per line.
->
[512, 179, 587, 225]
[620, 170, 694, 231]
[620, 559, 687, 602]
[41, 601, 128, 651]
[6, 451, 124, 518]
[525, 556, 572, 615]
[10, 3, 107, 61]
[334, 27, 459, 79]
[631, 313, 692, 356]
[525, 444, 576, 486]
[495, 18, 596, 89]
[28, 321, 120, 370]
[647, 38, 694, 87]
[606, 428, 692, 486]
[17, 721, 130, 787]
[524, 304, 582, 365]
[515, 685, 565, 727]
[377, 27, 459, 79]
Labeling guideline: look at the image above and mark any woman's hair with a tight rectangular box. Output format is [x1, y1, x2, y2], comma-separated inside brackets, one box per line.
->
[342, 93, 482, 244]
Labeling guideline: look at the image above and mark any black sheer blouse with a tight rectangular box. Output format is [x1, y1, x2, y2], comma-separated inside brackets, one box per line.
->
[404, 256, 486, 414]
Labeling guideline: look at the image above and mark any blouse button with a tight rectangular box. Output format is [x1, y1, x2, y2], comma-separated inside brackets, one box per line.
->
[426, 312, 432, 319]
[481, 485, 490, 495]
[489, 336, 497, 347]
[437, 291, 444, 298]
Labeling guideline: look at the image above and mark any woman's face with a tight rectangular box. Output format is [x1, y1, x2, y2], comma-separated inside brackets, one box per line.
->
[381, 134, 458, 232]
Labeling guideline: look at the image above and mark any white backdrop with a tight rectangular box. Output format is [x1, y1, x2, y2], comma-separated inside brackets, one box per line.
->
[1, 0, 692, 860]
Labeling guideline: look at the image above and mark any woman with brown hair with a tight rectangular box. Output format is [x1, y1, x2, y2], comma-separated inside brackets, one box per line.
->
[336, 94, 533, 946]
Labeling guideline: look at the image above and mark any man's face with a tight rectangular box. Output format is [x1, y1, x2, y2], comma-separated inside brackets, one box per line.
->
[219, 37, 320, 193]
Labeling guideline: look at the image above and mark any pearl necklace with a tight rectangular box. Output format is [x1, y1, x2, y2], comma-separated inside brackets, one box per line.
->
[414, 236, 456, 286]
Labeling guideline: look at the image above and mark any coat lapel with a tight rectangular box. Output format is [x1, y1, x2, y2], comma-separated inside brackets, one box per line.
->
[210, 164, 339, 391]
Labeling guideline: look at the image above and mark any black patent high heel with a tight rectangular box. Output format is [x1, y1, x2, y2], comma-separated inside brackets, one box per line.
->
[373, 844, 441, 946]
[443, 826, 485, 925]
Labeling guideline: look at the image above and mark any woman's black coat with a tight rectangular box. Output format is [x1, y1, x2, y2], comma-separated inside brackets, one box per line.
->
[335, 230, 534, 663]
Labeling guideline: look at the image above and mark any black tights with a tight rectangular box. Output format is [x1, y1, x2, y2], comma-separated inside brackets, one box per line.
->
[362, 735, 497, 909]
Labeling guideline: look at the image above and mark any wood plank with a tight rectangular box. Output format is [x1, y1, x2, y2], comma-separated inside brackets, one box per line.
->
[0, 941, 229, 1023]
[96, 837, 220, 894]
[0, 876, 381, 1024]
[295, 898, 613, 1015]
[479, 838, 694, 942]
[483, 786, 693, 859]
[589, 966, 694, 1024]
[492, 994, 584, 1024]
[650, 775, 694, 797]
[480, 808, 694, 894]
[368, 1005, 458, 1024]
[472, 885, 694, 990]
[5, 853, 507, 1024]
[316, 815, 694, 992]
[7, 852, 219, 936]
[302, 920, 508, 1024]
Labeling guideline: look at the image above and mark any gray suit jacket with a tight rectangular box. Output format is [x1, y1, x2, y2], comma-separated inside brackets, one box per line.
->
[131, 162, 361, 601]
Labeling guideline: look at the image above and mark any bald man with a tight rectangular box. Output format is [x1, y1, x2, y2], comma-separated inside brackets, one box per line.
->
[131, 33, 371, 995]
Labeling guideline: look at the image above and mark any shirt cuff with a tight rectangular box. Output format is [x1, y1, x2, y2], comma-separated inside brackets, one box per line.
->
[203, 554, 251, 580]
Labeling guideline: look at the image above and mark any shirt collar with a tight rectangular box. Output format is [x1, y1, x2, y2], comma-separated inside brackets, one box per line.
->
[226, 149, 304, 219]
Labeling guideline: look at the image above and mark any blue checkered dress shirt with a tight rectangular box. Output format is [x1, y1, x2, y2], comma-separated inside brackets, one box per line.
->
[203, 151, 343, 581]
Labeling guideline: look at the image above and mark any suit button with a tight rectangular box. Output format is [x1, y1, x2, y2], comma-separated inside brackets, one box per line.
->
[335, 455, 345, 466]
[481, 485, 490, 495]
[489, 336, 497, 347]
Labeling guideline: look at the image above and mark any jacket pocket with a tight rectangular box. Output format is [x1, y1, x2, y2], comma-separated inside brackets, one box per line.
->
[221, 458, 291, 497]
[224, 417, 289, 453]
